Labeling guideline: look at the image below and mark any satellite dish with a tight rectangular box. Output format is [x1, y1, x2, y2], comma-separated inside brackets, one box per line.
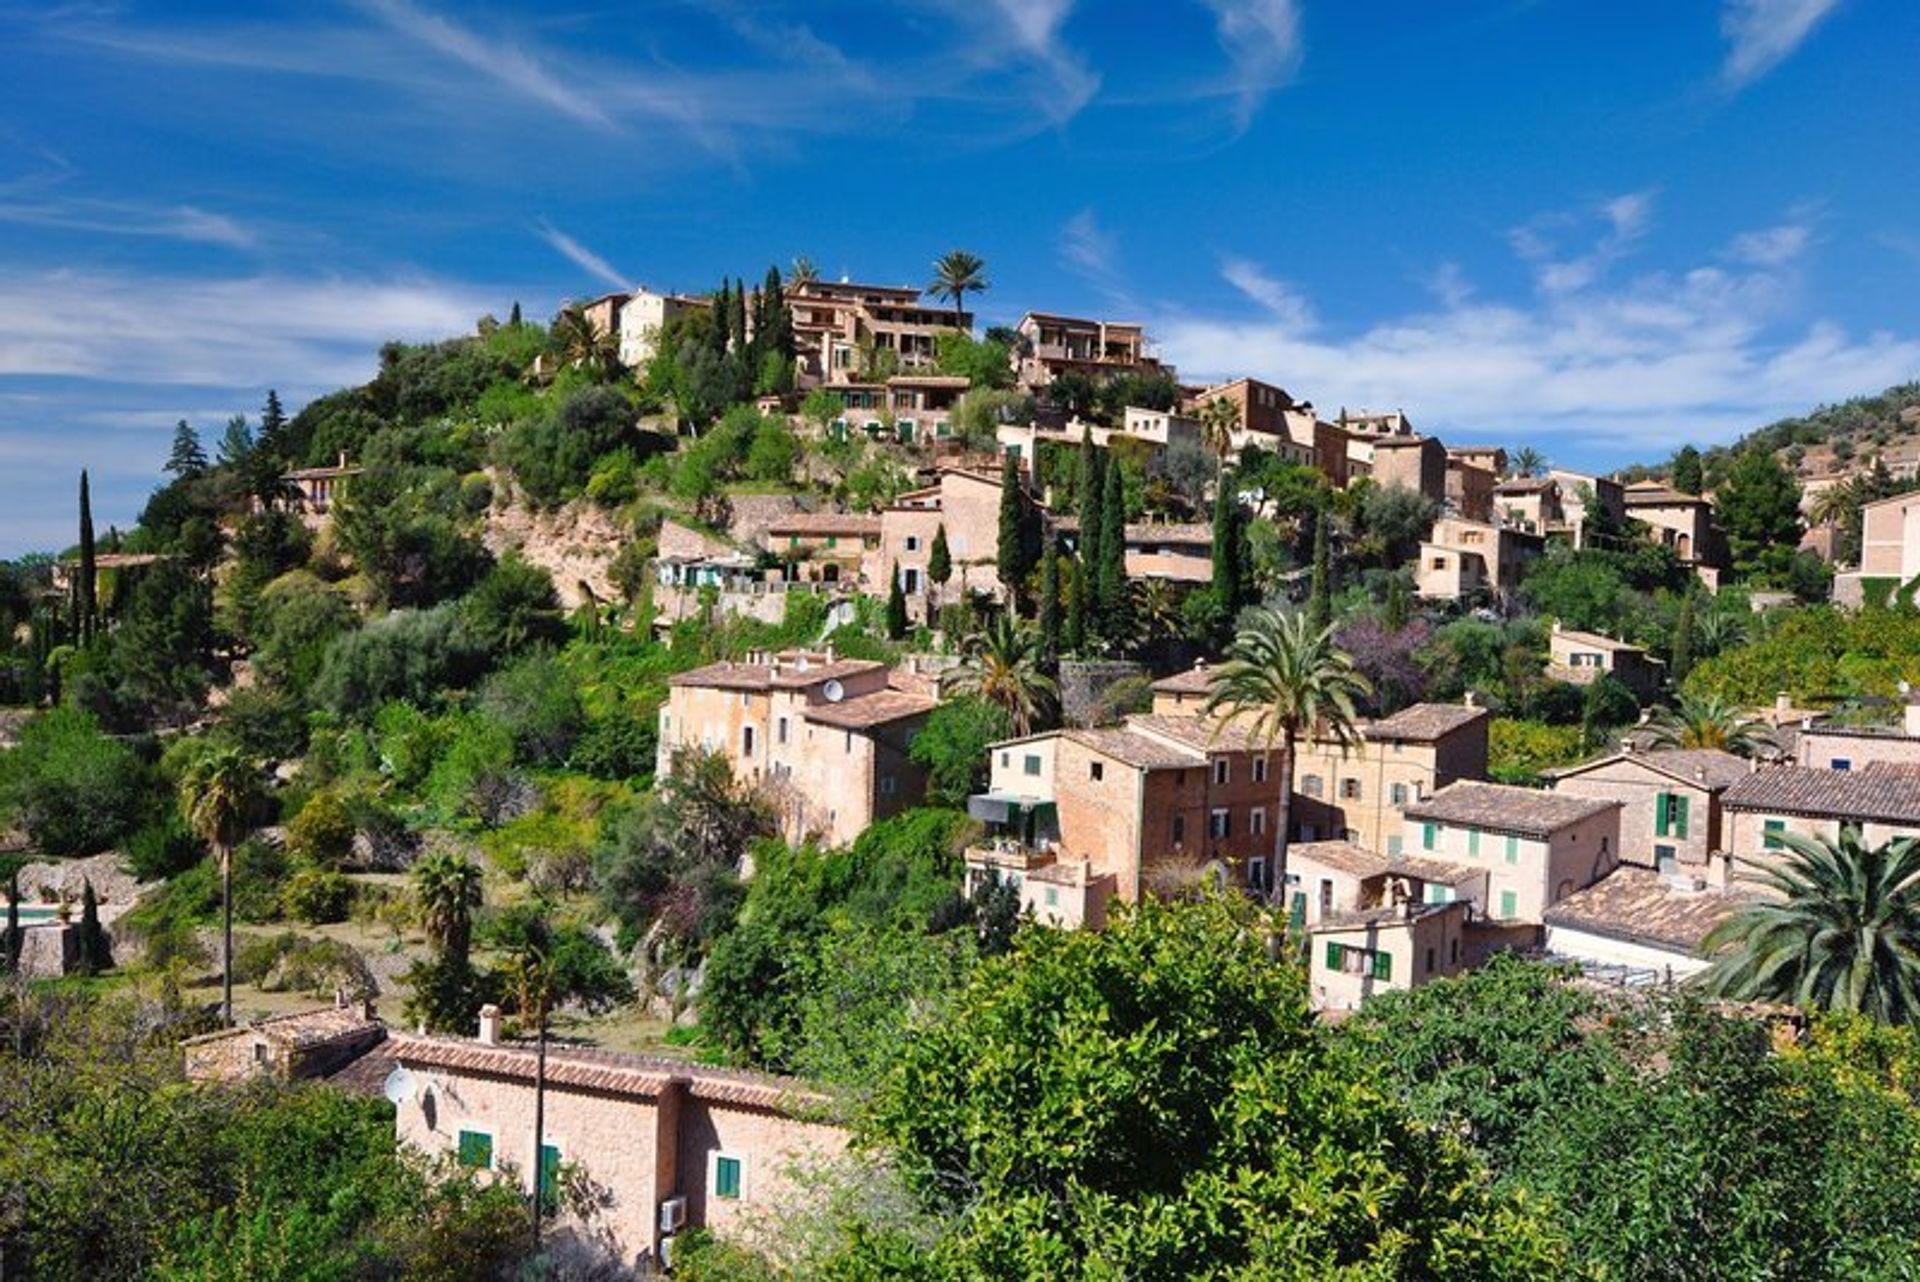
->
[822, 679, 846, 703]
[382, 1066, 415, 1106]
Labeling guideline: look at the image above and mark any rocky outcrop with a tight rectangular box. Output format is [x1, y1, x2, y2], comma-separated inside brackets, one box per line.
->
[483, 477, 632, 610]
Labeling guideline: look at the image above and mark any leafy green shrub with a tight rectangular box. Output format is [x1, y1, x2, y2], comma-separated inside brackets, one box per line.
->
[282, 865, 354, 925]
[478, 652, 582, 766]
[313, 606, 486, 719]
[284, 790, 355, 867]
[1488, 718, 1585, 784]
[583, 448, 639, 505]
[124, 813, 207, 881]
[0, 706, 154, 855]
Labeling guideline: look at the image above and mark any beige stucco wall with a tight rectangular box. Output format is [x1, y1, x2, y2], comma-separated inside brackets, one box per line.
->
[1309, 908, 1467, 1011]
[1292, 740, 1446, 856]
[1798, 730, 1920, 771]
[1553, 760, 1720, 868]
[1406, 807, 1619, 924]
[1858, 495, 1920, 579]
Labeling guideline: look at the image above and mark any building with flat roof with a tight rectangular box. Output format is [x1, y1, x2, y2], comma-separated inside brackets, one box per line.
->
[1012, 312, 1171, 389]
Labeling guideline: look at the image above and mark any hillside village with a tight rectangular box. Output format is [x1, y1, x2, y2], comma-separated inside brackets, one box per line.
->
[7, 257, 1920, 1276]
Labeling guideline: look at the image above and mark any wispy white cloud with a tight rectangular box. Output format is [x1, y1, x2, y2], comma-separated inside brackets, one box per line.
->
[1198, 0, 1303, 128]
[1510, 191, 1656, 295]
[534, 220, 628, 292]
[0, 197, 254, 248]
[971, 0, 1100, 123]
[1219, 255, 1315, 331]
[1725, 219, 1814, 266]
[1152, 218, 1920, 456]
[1720, 0, 1841, 89]
[354, 0, 614, 130]
[1058, 207, 1141, 312]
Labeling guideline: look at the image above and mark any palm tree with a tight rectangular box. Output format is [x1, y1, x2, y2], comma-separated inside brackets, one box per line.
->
[1203, 609, 1371, 907]
[552, 303, 621, 380]
[951, 614, 1057, 736]
[1692, 607, 1748, 660]
[412, 851, 485, 964]
[1644, 692, 1777, 757]
[1510, 447, 1548, 479]
[1197, 396, 1241, 475]
[1699, 829, 1920, 1023]
[178, 745, 261, 1027]
[788, 256, 819, 291]
[928, 250, 988, 329]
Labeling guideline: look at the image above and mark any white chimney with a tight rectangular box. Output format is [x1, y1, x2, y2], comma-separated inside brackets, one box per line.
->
[1906, 701, 1920, 739]
[478, 1004, 502, 1046]
[1775, 691, 1791, 713]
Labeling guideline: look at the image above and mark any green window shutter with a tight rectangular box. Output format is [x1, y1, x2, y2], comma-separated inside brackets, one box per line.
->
[1372, 951, 1392, 981]
[538, 1145, 561, 1213]
[1673, 795, 1689, 840]
[1655, 792, 1670, 837]
[1505, 835, 1519, 864]
[1764, 819, 1784, 849]
[1291, 892, 1307, 928]
[457, 1130, 493, 1169]
[1468, 829, 1481, 857]
[1324, 941, 1342, 969]
[1422, 822, 1437, 851]
[1500, 889, 1517, 918]
[715, 1155, 743, 1200]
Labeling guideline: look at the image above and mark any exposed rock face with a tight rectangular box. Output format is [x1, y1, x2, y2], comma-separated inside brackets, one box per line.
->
[483, 476, 632, 610]
[14, 852, 141, 909]
[1059, 660, 1150, 728]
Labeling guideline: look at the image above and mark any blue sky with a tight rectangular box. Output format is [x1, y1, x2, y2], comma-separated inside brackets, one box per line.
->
[1, 0, 1915, 554]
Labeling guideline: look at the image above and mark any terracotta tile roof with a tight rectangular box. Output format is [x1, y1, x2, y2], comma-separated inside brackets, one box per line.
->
[1864, 762, 1920, 783]
[765, 513, 881, 537]
[803, 689, 939, 729]
[1544, 866, 1751, 955]
[1367, 703, 1488, 742]
[1122, 522, 1213, 545]
[1150, 663, 1218, 695]
[1493, 477, 1554, 493]
[389, 1035, 834, 1114]
[1722, 765, 1920, 825]
[1624, 482, 1708, 507]
[1550, 748, 1750, 792]
[1552, 627, 1647, 654]
[668, 654, 885, 691]
[1406, 781, 1620, 837]
[183, 1005, 383, 1051]
[1062, 727, 1203, 770]
[1289, 841, 1481, 886]
[324, 1042, 399, 1096]
[1125, 713, 1267, 754]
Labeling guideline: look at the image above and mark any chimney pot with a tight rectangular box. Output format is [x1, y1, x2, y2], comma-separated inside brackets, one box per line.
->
[478, 1004, 502, 1045]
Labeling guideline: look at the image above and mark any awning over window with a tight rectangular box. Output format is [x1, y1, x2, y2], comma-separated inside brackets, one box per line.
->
[967, 794, 1055, 827]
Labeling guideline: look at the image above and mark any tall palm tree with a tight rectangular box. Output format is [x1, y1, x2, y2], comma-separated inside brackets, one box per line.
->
[1510, 447, 1548, 479]
[788, 256, 820, 291]
[1197, 396, 1241, 475]
[928, 250, 988, 330]
[412, 851, 485, 965]
[552, 304, 621, 380]
[1692, 607, 1748, 660]
[178, 745, 260, 1027]
[951, 614, 1057, 736]
[1644, 692, 1777, 757]
[1700, 829, 1920, 1023]
[1203, 608, 1371, 907]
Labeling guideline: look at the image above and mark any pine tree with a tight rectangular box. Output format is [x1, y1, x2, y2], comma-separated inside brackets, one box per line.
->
[885, 561, 909, 639]
[217, 415, 253, 466]
[75, 879, 107, 977]
[1308, 507, 1332, 634]
[77, 470, 97, 645]
[997, 454, 1035, 609]
[1097, 458, 1131, 644]
[257, 389, 288, 457]
[1064, 555, 1087, 655]
[165, 420, 208, 478]
[1038, 540, 1061, 665]
[929, 524, 953, 590]
[1671, 586, 1696, 682]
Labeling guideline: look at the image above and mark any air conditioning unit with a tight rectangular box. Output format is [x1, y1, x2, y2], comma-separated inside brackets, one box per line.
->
[659, 1196, 688, 1235]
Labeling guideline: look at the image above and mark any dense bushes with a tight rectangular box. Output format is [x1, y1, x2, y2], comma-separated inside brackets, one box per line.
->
[0, 707, 156, 855]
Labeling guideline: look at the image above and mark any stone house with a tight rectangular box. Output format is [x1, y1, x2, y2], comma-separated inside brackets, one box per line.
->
[183, 1001, 386, 1084]
[1415, 517, 1544, 602]
[789, 279, 971, 385]
[1367, 434, 1447, 505]
[1184, 376, 1334, 477]
[1835, 490, 1920, 605]
[1720, 765, 1920, 868]
[1402, 782, 1622, 925]
[1492, 475, 1561, 535]
[1547, 622, 1666, 700]
[1794, 703, 1920, 771]
[1012, 312, 1170, 389]
[656, 649, 937, 848]
[1054, 518, 1215, 584]
[1547, 469, 1626, 548]
[1306, 899, 1472, 1011]
[1289, 701, 1492, 856]
[617, 287, 709, 369]
[388, 1013, 845, 1271]
[1623, 481, 1722, 570]
[1548, 747, 1749, 875]
[282, 454, 362, 518]
[1540, 866, 1750, 980]
[1448, 446, 1508, 476]
[1445, 457, 1498, 522]
[870, 468, 1014, 609]
[763, 512, 881, 586]
[962, 845, 1115, 929]
[1286, 839, 1485, 929]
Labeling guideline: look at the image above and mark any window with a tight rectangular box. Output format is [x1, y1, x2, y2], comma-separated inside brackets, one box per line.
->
[1303, 774, 1324, 797]
[1372, 951, 1392, 981]
[1387, 835, 1404, 856]
[1325, 941, 1344, 970]
[1504, 834, 1520, 864]
[1340, 778, 1361, 800]
[713, 1155, 744, 1201]
[1045, 886, 1059, 908]
[880, 775, 896, 796]
[777, 716, 789, 745]
[1172, 814, 1186, 845]
[742, 725, 755, 757]
[1425, 947, 1436, 975]
[1499, 889, 1518, 918]
[1251, 808, 1267, 836]
[1214, 759, 1230, 785]
[1655, 792, 1690, 839]
[1763, 819, 1786, 849]
[1089, 761, 1104, 781]
[1425, 882, 1454, 904]
[538, 1144, 562, 1214]
[1467, 829, 1481, 857]
[1833, 758, 1852, 771]
[1318, 878, 1334, 915]
[1210, 808, 1230, 839]
[904, 535, 921, 553]
[903, 568, 921, 593]
[1248, 858, 1268, 891]
[1023, 754, 1042, 777]
[1253, 756, 1269, 783]
[1390, 782, 1408, 807]
[456, 1130, 493, 1170]
[844, 731, 854, 753]
[1450, 938, 1460, 964]
[1422, 822, 1437, 851]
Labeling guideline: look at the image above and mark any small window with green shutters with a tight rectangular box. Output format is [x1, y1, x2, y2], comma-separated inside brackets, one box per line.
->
[456, 1130, 493, 1170]
[1764, 819, 1785, 849]
[714, 1155, 744, 1200]
[1672, 795, 1689, 839]
[1499, 889, 1518, 918]
[1655, 791, 1671, 836]
[1422, 822, 1437, 851]
[1467, 829, 1480, 857]
[1371, 951, 1392, 981]
[1504, 834, 1520, 864]
[538, 1144, 561, 1214]
[1324, 941, 1342, 970]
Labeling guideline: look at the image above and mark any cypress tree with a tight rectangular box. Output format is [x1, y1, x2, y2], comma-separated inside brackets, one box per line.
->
[1037, 539, 1061, 664]
[885, 561, 909, 639]
[165, 420, 208, 478]
[713, 280, 732, 355]
[1097, 458, 1130, 644]
[1064, 555, 1087, 655]
[997, 454, 1034, 609]
[1671, 586, 1696, 682]
[765, 265, 794, 359]
[76, 879, 107, 977]
[1308, 506, 1332, 634]
[929, 523, 952, 589]
[2, 872, 19, 975]
[731, 278, 748, 353]
[1076, 428, 1102, 569]
[1671, 445, 1704, 496]
[258, 389, 287, 457]
[77, 470, 97, 645]
[509, 300, 523, 326]
[1211, 471, 1242, 614]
